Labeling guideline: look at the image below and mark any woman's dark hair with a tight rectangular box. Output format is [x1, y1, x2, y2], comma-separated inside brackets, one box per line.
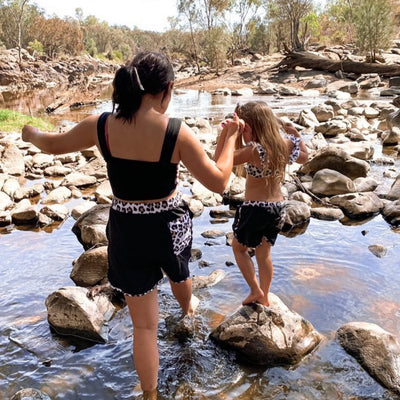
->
[112, 51, 175, 122]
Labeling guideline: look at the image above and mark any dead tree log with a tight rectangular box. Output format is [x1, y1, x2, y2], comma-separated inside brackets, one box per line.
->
[268, 51, 400, 77]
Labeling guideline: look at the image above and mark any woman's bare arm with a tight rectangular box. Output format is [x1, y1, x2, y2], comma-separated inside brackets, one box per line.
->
[22, 115, 98, 155]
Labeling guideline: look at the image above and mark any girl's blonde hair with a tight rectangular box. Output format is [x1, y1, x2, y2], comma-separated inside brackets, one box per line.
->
[235, 101, 287, 182]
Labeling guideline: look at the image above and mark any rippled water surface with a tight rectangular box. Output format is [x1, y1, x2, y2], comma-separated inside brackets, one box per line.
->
[1, 89, 400, 399]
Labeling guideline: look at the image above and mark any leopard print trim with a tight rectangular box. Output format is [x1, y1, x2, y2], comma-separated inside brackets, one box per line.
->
[168, 210, 192, 255]
[111, 192, 183, 214]
[287, 134, 301, 164]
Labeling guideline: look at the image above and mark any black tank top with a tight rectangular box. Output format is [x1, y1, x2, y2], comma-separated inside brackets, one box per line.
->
[97, 112, 181, 201]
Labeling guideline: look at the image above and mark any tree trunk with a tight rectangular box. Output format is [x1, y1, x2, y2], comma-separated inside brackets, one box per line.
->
[267, 51, 400, 76]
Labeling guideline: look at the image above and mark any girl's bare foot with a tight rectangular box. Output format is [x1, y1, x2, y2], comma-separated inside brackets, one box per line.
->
[242, 288, 264, 305]
[187, 294, 200, 317]
[143, 389, 157, 400]
[256, 295, 270, 307]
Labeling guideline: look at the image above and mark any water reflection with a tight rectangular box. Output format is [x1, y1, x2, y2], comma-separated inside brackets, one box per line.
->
[1, 89, 400, 399]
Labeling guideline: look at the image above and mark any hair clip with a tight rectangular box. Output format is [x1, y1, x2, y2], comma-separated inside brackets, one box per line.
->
[132, 66, 145, 91]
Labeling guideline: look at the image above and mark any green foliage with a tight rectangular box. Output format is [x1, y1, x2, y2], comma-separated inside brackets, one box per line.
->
[0, 109, 54, 132]
[352, 0, 395, 61]
[27, 38, 42, 55]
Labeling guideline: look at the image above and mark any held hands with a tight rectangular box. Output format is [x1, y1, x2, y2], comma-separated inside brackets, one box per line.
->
[220, 113, 245, 136]
[281, 121, 301, 137]
[22, 125, 38, 143]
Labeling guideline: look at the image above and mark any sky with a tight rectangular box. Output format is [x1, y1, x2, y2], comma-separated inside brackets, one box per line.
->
[31, 0, 178, 32]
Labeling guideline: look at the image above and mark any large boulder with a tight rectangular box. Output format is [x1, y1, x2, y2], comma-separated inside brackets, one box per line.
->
[299, 146, 370, 179]
[381, 199, 400, 227]
[329, 192, 383, 219]
[210, 294, 323, 367]
[337, 322, 400, 396]
[45, 286, 115, 343]
[311, 168, 356, 196]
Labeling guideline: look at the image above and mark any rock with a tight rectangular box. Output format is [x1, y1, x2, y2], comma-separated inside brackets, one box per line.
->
[72, 204, 109, 249]
[41, 186, 72, 204]
[192, 269, 226, 290]
[336, 322, 400, 395]
[381, 199, 400, 227]
[10, 388, 52, 400]
[282, 200, 311, 230]
[210, 294, 323, 366]
[310, 207, 344, 221]
[299, 146, 370, 179]
[61, 172, 97, 188]
[368, 244, 387, 258]
[329, 192, 383, 219]
[0, 141, 25, 175]
[201, 229, 225, 239]
[70, 246, 108, 287]
[45, 286, 115, 343]
[311, 168, 356, 196]
[0, 191, 12, 211]
[11, 199, 38, 225]
[315, 119, 349, 137]
[386, 174, 400, 200]
[40, 204, 69, 221]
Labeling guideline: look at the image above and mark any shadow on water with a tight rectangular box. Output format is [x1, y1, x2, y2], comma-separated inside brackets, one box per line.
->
[1, 89, 400, 399]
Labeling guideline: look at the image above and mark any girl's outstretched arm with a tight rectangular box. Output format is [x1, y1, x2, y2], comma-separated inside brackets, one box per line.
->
[22, 115, 98, 155]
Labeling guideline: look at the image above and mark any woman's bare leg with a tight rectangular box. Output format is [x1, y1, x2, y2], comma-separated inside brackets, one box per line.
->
[169, 278, 198, 317]
[255, 239, 273, 306]
[232, 237, 264, 305]
[125, 288, 159, 394]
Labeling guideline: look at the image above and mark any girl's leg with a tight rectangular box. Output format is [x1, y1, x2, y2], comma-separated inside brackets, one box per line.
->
[125, 289, 159, 394]
[169, 278, 199, 317]
[232, 237, 264, 305]
[255, 238, 273, 306]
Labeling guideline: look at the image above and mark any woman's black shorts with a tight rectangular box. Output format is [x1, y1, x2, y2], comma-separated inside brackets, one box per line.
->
[233, 200, 286, 248]
[106, 193, 193, 297]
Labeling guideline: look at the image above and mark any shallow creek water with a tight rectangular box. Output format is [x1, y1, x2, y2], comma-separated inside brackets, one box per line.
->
[0, 89, 400, 399]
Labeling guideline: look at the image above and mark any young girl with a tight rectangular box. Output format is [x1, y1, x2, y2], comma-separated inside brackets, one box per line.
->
[217, 101, 308, 307]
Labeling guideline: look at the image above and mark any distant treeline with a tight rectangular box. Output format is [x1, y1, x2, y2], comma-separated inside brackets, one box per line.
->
[0, 0, 399, 68]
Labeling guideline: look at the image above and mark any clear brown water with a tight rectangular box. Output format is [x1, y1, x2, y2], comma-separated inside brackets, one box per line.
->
[1, 89, 400, 399]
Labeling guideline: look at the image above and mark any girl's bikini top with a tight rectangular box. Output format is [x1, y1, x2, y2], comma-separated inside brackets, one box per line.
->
[245, 134, 301, 178]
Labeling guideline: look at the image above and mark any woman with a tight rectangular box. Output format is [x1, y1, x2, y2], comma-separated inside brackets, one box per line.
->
[22, 51, 241, 399]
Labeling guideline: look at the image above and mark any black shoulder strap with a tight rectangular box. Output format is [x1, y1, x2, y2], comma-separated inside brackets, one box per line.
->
[159, 118, 182, 163]
[97, 112, 112, 161]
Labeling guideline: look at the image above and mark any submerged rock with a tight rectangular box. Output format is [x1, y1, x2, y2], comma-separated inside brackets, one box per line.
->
[210, 293, 323, 367]
[10, 388, 51, 400]
[337, 322, 400, 395]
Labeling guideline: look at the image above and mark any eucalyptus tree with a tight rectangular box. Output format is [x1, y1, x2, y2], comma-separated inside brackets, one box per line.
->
[0, 0, 36, 61]
[267, 0, 314, 50]
[352, 0, 395, 62]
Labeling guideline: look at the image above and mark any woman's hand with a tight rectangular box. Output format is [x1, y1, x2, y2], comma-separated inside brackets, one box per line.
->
[221, 113, 244, 136]
[22, 125, 38, 143]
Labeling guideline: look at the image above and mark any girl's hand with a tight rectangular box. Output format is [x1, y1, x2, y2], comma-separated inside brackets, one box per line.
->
[221, 113, 244, 136]
[282, 122, 301, 137]
[22, 125, 38, 142]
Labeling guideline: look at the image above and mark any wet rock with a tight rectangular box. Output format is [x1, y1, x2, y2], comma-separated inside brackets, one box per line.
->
[192, 269, 226, 290]
[70, 246, 108, 287]
[10, 388, 52, 400]
[72, 204, 109, 249]
[336, 322, 400, 396]
[368, 244, 387, 258]
[282, 200, 311, 230]
[201, 229, 225, 239]
[11, 199, 38, 225]
[41, 186, 72, 204]
[210, 294, 323, 366]
[71, 201, 97, 220]
[310, 206, 344, 221]
[13, 183, 44, 201]
[329, 192, 383, 219]
[381, 199, 400, 226]
[40, 204, 69, 221]
[45, 286, 115, 343]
